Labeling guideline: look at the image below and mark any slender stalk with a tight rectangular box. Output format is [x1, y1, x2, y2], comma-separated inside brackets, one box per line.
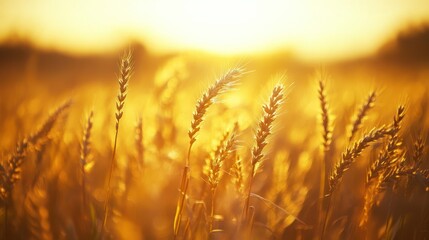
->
[210, 188, 216, 232]
[102, 129, 119, 232]
[349, 91, 376, 142]
[102, 51, 132, 236]
[317, 76, 332, 239]
[173, 68, 243, 238]
[321, 194, 332, 240]
[174, 166, 190, 239]
[80, 110, 93, 213]
[243, 84, 284, 229]
[82, 166, 87, 211]
[243, 168, 255, 222]
[318, 153, 328, 239]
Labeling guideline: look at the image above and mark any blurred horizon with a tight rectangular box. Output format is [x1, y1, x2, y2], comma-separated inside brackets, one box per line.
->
[1, 0, 429, 61]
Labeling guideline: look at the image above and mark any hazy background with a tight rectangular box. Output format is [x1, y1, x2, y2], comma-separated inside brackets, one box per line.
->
[0, 0, 428, 95]
[0, 0, 428, 59]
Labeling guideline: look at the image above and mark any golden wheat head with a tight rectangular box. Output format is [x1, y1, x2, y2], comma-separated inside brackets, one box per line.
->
[115, 51, 132, 129]
[208, 130, 237, 190]
[187, 67, 243, 164]
[80, 111, 94, 172]
[251, 83, 285, 174]
[329, 125, 391, 193]
[318, 78, 332, 152]
[349, 91, 376, 142]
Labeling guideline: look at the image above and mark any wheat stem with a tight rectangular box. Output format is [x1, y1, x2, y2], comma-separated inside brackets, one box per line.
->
[317, 75, 332, 239]
[102, 51, 132, 235]
[80, 111, 93, 214]
[244, 84, 284, 224]
[173, 67, 243, 238]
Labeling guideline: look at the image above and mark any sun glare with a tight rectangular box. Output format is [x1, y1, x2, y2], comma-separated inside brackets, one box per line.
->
[0, 0, 429, 60]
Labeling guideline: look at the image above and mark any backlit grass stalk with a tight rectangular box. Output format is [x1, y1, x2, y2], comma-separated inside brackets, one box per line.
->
[80, 111, 94, 211]
[329, 126, 393, 193]
[173, 67, 243, 238]
[322, 125, 392, 238]
[317, 76, 332, 239]
[366, 106, 405, 186]
[102, 51, 132, 233]
[349, 91, 376, 142]
[361, 106, 405, 226]
[208, 130, 237, 232]
[0, 100, 71, 239]
[232, 155, 244, 195]
[243, 84, 284, 223]
[135, 117, 144, 170]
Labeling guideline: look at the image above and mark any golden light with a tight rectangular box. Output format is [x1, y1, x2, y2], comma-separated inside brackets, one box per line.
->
[0, 0, 429, 60]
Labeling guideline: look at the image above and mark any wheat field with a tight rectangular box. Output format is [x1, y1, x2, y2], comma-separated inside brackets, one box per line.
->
[0, 50, 428, 240]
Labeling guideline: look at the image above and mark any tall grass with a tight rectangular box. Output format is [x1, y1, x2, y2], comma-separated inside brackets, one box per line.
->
[0, 53, 428, 240]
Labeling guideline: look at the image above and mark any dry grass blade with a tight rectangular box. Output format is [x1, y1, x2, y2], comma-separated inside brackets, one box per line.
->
[349, 91, 376, 142]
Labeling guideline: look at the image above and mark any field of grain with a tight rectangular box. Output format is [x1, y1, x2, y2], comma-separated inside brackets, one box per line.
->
[0, 44, 429, 240]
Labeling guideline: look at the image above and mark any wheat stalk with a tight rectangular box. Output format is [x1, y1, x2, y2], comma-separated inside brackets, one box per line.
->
[102, 51, 133, 234]
[135, 117, 144, 170]
[379, 138, 424, 189]
[28, 100, 72, 146]
[0, 100, 71, 239]
[318, 78, 332, 153]
[1, 100, 72, 201]
[366, 106, 405, 185]
[187, 68, 243, 165]
[317, 75, 332, 239]
[231, 155, 244, 195]
[349, 91, 376, 142]
[251, 84, 285, 173]
[174, 67, 244, 238]
[329, 126, 392, 193]
[359, 106, 405, 226]
[412, 135, 424, 170]
[243, 83, 284, 223]
[80, 111, 94, 211]
[204, 130, 231, 188]
[207, 129, 237, 232]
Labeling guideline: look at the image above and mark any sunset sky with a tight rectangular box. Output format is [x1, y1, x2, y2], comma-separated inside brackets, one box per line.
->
[1, 0, 428, 61]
